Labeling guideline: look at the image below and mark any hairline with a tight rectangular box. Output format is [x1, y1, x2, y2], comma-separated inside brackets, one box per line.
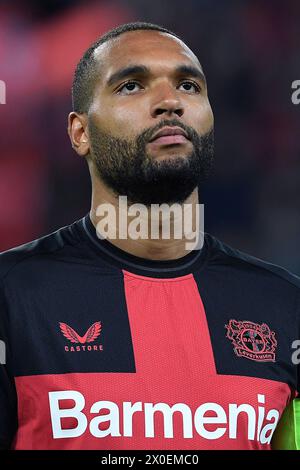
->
[72, 24, 198, 114]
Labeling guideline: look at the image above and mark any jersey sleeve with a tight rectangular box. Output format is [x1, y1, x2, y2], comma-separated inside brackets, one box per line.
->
[0, 279, 18, 449]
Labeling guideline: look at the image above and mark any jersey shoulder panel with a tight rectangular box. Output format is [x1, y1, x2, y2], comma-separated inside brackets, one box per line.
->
[206, 232, 300, 290]
[0, 220, 81, 282]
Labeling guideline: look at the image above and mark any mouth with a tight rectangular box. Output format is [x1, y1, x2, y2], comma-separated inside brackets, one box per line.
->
[149, 134, 189, 146]
[148, 126, 190, 147]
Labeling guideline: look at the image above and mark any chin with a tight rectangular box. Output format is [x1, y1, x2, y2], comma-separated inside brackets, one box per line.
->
[151, 151, 190, 161]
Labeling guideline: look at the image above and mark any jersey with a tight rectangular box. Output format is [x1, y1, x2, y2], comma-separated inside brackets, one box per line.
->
[0, 213, 299, 450]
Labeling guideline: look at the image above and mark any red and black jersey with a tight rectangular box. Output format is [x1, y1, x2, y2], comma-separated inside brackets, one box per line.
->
[0, 213, 299, 450]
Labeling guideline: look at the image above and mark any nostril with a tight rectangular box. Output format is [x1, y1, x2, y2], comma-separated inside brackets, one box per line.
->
[155, 108, 166, 116]
[155, 108, 183, 117]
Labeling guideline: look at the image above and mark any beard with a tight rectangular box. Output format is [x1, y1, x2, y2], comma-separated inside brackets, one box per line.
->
[88, 117, 214, 206]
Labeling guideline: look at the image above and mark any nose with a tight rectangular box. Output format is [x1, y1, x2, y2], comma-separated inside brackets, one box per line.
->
[150, 83, 184, 118]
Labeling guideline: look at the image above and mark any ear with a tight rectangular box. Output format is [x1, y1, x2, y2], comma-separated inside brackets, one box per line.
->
[68, 112, 90, 157]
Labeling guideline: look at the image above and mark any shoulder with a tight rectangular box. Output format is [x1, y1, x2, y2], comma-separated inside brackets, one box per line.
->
[205, 232, 300, 291]
[0, 220, 80, 283]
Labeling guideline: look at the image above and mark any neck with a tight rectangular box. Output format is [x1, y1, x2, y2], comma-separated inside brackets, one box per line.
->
[89, 166, 201, 261]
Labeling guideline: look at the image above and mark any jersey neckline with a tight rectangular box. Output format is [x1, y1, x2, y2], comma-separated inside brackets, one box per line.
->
[73, 212, 210, 277]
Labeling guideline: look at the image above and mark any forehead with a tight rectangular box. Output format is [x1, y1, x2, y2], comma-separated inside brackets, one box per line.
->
[93, 30, 202, 77]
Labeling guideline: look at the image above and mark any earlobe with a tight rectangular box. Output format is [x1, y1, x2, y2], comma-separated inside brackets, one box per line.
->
[67, 112, 90, 157]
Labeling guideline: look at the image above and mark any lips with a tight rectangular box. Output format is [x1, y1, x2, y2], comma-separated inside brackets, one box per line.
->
[149, 126, 189, 142]
[149, 134, 189, 146]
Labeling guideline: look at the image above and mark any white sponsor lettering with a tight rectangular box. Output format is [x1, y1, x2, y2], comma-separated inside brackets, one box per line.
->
[48, 391, 279, 444]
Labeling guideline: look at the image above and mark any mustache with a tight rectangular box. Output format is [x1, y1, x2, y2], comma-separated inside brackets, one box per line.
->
[138, 118, 199, 144]
[88, 115, 212, 148]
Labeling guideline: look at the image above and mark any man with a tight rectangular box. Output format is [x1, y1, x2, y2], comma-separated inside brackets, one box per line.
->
[0, 21, 299, 450]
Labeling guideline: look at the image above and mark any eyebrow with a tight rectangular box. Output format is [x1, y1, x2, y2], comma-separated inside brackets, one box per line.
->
[106, 64, 206, 88]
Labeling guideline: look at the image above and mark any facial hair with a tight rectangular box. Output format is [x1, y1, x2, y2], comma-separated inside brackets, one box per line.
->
[88, 117, 214, 206]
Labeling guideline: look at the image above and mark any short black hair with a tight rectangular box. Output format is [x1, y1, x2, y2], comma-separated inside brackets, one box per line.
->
[72, 21, 182, 114]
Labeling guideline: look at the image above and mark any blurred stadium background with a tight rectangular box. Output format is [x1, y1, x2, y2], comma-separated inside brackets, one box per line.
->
[0, 0, 300, 274]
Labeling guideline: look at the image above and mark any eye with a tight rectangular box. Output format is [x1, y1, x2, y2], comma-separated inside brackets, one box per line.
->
[178, 81, 201, 93]
[117, 81, 143, 95]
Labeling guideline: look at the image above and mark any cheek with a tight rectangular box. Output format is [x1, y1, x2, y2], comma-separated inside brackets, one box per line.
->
[99, 101, 146, 139]
[112, 100, 148, 135]
[194, 101, 214, 134]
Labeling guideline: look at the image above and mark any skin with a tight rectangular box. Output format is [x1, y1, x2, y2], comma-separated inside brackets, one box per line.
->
[68, 30, 214, 260]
